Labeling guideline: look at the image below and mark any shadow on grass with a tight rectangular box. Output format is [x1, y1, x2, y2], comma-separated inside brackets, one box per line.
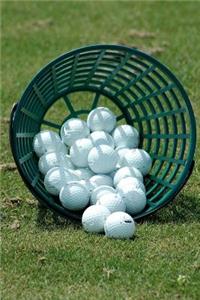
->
[36, 203, 81, 231]
[36, 193, 199, 230]
[143, 193, 200, 224]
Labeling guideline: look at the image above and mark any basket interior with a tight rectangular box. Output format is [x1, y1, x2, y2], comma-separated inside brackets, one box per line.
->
[11, 45, 196, 219]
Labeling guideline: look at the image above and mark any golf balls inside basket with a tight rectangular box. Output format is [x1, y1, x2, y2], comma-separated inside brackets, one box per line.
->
[33, 130, 63, 157]
[70, 138, 93, 168]
[112, 125, 139, 148]
[90, 185, 116, 205]
[104, 212, 136, 239]
[60, 118, 90, 146]
[88, 145, 118, 174]
[113, 166, 143, 187]
[97, 193, 126, 213]
[87, 107, 116, 133]
[44, 167, 78, 196]
[115, 147, 131, 168]
[117, 176, 145, 193]
[74, 168, 94, 180]
[121, 149, 152, 175]
[118, 186, 147, 215]
[59, 181, 90, 211]
[82, 205, 111, 233]
[89, 131, 115, 148]
[89, 174, 113, 189]
[38, 152, 74, 175]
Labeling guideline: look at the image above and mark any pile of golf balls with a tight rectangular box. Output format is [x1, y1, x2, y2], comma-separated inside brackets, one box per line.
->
[33, 106, 153, 239]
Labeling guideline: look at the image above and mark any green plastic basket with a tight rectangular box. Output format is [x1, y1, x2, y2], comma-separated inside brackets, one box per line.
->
[10, 44, 196, 220]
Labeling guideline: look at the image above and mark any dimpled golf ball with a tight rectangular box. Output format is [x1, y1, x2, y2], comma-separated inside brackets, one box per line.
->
[70, 138, 93, 168]
[113, 166, 143, 187]
[60, 118, 90, 146]
[82, 205, 111, 233]
[104, 212, 136, 239]
[115, 147, 131, 168]
[33, 130, 63, 157]
[89, 131, 115, 148]
[38, 152, 75, 175]
[88, 145, 118, 174]
[118, 187, 147, 215]
[59, 182, 90, 211]
[117, 176, 145, 193]
[79, 180, 93, 194]
[112, 125, 139, 148]
[74, 168, 94, 180]
[97, 193, 126, 213]
[87, 107, 116, 133]
[44, 167, 78, 196]
[89, 174, 113, 189]
[90, 185, 116, 205]
[121, 149, 152, 175]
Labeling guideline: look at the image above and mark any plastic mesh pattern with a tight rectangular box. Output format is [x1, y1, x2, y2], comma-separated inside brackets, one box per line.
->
[10, 45, 196, 220]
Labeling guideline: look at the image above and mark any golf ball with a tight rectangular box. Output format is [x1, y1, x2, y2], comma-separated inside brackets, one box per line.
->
[115, 147, 131, 168]
[112, 125, 139, 148]
[44, 167, 78, 196]
[121, 149, 152, 175]
[104, 212, 136, 239]
[97, 193, 126, 213]
[89, 131, 115, 148]
[90, 185, 116, 205]
[38, 152, 75, 175]
[113, 166, 143, 187]
[87, 107, 116, 133]
[73, 168, 94, 180]
[70, 138, 93, 168]
[59, 181, 90, 211]
[79, 180, 93, 194]
[33, 130, 63, 157]
[89, 174, 113, 189]
[117, 177, 145, 193]
[118, 186, 147, 215]
[82, 205, 111, 233]
[60, 118, 90, 146]
[88, 145, 118, 174]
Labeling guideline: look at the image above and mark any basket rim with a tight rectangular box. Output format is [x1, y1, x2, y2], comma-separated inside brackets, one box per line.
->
[11, 44, 197, 220]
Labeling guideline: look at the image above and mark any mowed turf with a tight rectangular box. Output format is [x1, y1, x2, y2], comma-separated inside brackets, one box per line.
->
[1, 1, 200, 299]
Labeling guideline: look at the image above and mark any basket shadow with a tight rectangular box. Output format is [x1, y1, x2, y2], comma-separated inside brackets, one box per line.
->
[143, 193, 200, 224]
[36, 203, 81, 231]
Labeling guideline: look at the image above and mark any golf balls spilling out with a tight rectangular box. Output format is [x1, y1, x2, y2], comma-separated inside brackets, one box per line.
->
[33, 105, 153, 239]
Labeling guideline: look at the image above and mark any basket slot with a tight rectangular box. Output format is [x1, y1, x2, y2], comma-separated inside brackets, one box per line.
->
[143, 133, 189, 139]
[63, 95, 77, 115]
[151, 154, 185, 165]
[31, 173, 40, 187]
[21, 108, 40, 123]
[16, 132, 36, 138]
[69, 54, 80, 88]
[85, 50, 106, 85]
[33, 84, 46, 108]
[91, 92, 101, 109]
[52, 65, 59, 95]
[19, 152, 33, 164]
[147, 174, 174, 189]
[41, 119, 61, 129]
[116, 114, 125, 121]
[133, 107, 186, 122]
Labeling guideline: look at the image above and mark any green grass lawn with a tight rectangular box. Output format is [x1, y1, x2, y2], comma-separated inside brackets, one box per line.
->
[1, 1, 200, 299]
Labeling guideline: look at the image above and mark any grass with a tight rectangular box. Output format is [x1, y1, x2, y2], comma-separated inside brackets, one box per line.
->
[1, 1, 200, 299]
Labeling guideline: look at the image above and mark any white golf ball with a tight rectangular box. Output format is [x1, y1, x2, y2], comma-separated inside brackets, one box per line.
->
[104, 212, 136, 239]
[89, 131, 115, 148]
[112, 125, 139, 148]
[38, 152, 75, 175]
[73, 168, 94, 180]
[97, 193, 126, 213]
[121, 149, 152, 175]
[90, 185, 116, 205]
[118, 187, 147, 215]
[44, 167, 78, 196]
[88, 145, 118, 174]
[60, 118, 90, 146]
[59, 182, 90, 211]
[33, 130, 63, 157]
[70, 138, 93, 168]
[82, 205, 111, 233]
[87, 107, 116, 133]
[113, 166, 143, 187]
[115, 147, 131, 168]
[79, 180, 93, 194]
[89, 174, 113, 189]
[117, 177, 145, 193]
